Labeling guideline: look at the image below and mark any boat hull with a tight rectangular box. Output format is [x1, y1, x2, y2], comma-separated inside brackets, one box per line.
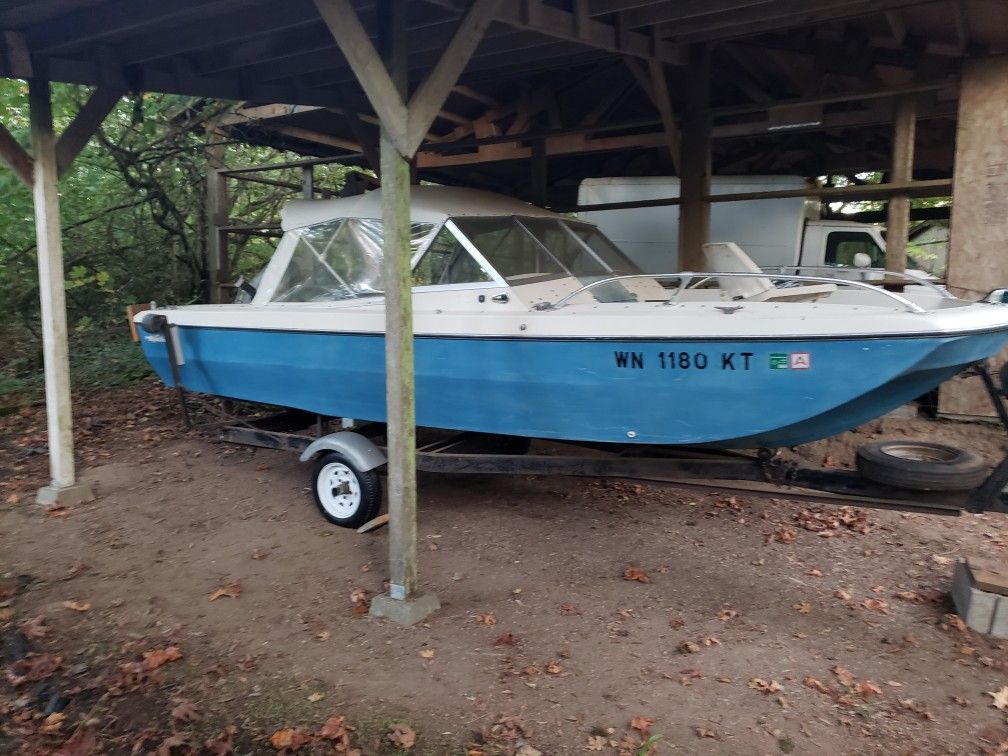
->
[140, 325, 1008, 448]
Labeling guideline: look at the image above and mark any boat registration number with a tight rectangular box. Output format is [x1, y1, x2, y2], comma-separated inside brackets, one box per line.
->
[614, 351, 811, 371]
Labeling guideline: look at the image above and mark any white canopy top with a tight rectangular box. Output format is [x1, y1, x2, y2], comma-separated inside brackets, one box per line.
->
[280, 185, 563, 230]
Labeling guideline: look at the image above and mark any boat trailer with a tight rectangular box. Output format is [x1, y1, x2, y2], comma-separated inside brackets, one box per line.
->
[218, 408, 1008, 521]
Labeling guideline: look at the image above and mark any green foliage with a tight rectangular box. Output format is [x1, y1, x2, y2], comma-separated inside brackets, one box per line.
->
[0, 83, 356, 391]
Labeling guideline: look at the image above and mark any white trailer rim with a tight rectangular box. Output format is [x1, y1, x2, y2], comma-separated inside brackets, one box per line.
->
[316, 461, 362, 518]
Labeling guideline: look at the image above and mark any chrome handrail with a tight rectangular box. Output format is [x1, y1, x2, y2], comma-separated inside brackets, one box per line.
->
[762, 265, 953, 299]
[536, 272, 928, 314]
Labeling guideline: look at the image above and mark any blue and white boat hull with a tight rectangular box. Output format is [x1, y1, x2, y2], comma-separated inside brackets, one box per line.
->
[140, 324, 1008, 448]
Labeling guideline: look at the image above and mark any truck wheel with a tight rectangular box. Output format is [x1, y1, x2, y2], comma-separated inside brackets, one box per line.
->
[855, 440, 988, 491]
[311, 452, 382, 528]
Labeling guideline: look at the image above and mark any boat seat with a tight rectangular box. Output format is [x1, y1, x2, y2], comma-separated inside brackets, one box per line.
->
[702, 242, 837, 303]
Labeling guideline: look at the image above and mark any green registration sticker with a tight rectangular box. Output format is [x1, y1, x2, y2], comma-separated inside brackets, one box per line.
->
[769, 353, 789, 370]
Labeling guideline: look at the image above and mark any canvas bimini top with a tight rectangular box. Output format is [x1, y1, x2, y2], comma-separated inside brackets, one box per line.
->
[280, 185, 561, 231]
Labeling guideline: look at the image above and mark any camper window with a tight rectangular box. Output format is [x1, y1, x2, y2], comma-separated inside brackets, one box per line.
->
[825, 231, 885, 268]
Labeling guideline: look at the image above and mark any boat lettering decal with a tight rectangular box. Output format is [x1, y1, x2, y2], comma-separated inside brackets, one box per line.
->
[770, 352, 812, 370]
[614, 351, 755, 370]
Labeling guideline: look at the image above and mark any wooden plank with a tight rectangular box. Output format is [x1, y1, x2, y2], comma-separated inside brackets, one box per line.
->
[405, 0, 504, 155]
[125, 302, 151, 344]
[29, 79, 77, 488]
[0, 119, 34, 187]
[55, 87, 123, 178]
[312, 0, 410, 156]
[357, 512, 389, 534]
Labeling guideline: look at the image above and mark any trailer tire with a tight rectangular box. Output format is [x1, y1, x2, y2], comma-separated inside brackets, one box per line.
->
[855, 440, 988, 491]
[311, 451, 382, 528]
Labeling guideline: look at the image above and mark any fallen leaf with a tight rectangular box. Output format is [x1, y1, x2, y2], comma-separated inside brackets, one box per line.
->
[623, 567, 650, 583]
[834, 589, 852, 601]
[318, 715, 350, 746]
[677, 640, 701, 654]
[0, 607, 14, 622]
[952, 695, 971, 707]
[307, 692, 324, 702]
[560, 603, 581, 615]
[669, 617, 686, 629]
[209, 582, 241, 601]
[861, 598, 889, 614]
[493, 633, 516, 646]
[886, 680, 904, 688]
[63, 560, 88, 580]
[931, 554, 952, 566]
[522, 664, 540, 677]
[40, 711, 66, 734]
[718, 608, 739, 621]
[803, 676, 831, 694]
[142, 646, 182, 670]
[62, 600, 91, 612]
[831, 665, 855, 687]
[251, 549, 268, 560]
[546, 661, 562, 674]
[155, 733, 190, 756]
[18, 616, 48, 639]
[387, 723, 416, 750]
[53, 728, 100, 756]
[988, 686, 1008, 710]
[806, 568, 823, 577]
[205, 726, 238, 755]
[897, 697, 935, 721]
[475, 613, 496, 625]
[695, 727, 718, 739]
[854, 680, 883, 697]
[6, 653, 62, 686]
[269, 728, 310, 751]
[419, 648, 435, 659]
[895, 590, 924, 603]
[170, 697, 201, 722]
[941, 613, 968, 633]
[586, 734, 606, 751]
[793, 602, 812, 614]
[350, 587, 369, 614]
[631, 716, 654, 736]
[749, 678, 782, 694]
[768, 528, 795, 544]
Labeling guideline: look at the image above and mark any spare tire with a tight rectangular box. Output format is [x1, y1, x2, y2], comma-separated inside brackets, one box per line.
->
[855, 440, 987, 491]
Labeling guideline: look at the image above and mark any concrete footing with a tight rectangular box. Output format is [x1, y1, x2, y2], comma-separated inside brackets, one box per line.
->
[369, 591, 440, 626]
[36, 482, 94, 507]
[952, 557, 1008, 638]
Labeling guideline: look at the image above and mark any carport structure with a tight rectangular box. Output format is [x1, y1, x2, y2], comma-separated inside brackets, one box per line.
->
[1, 1, 1006, 623]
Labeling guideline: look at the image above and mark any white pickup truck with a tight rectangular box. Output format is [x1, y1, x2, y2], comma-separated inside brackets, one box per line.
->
[577, 175, 926, 279]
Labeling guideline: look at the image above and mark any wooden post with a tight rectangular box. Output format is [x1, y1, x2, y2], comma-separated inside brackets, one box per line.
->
[301, 165, 314, 199]
[886, 94, 916, 275]
[530, 139, 547, 206]
[678, 44, 711, 272]
[29, 80, 92, 506]
[939, 54, 1008, 418]
[314, 0, 500, 624]
[205, 145, 229, 302]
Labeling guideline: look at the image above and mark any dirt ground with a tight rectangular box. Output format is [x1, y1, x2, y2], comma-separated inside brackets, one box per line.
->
[3, 380, 1008, 755]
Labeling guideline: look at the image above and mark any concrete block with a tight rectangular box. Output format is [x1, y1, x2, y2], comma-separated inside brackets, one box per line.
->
[369, 591, 440, 626]
[36, 482, 94, 507]
[953, 558, 1008, 638]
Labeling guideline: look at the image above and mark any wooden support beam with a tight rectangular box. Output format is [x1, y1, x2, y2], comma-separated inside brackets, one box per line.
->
[205, 138, 230, 304]
[55, 87, 123, 178]
[677, 44, 711, 272]
[0, 119, 33, 186]
[301, 165, 314, 199]
[424, 0, 682, 63]
[647, 58, 680, 173]
[28, 78, 86, 500]
[886, 93, 916, 275]
[312, 0, 410, 155]
[405, 0, 504, 154]
[257, 122, 362, 153]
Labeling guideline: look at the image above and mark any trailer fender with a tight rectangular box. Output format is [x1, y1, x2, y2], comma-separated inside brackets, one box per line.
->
[298, 432, 387, 472]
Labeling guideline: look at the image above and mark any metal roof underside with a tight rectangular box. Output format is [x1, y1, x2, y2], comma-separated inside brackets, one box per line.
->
[3, 0, 1007, 203]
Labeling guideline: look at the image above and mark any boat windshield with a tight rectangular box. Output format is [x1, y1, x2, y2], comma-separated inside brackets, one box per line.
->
[272, 218, 435, 302]
[451, 216, 642, 285]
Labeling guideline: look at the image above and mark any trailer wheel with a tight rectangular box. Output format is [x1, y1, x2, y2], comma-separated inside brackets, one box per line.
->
[855, 440, 988, 491]
[311, 452, 382, 528]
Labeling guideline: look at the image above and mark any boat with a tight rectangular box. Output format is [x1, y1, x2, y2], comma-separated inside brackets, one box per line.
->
[136, 186, 1008, 449]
